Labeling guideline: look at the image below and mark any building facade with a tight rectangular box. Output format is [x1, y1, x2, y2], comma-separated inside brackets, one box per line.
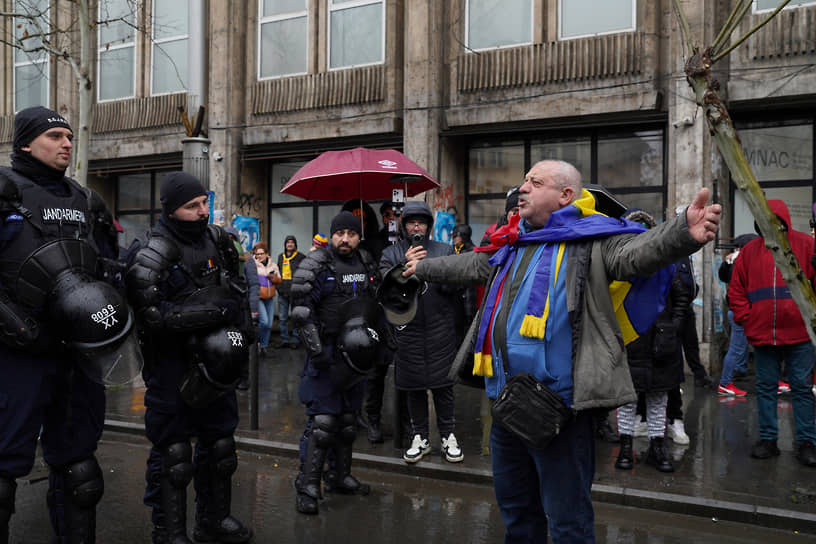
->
[2, 0, 815, 368]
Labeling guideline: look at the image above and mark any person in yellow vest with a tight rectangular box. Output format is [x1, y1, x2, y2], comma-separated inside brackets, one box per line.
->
[276, 235, 307, 349]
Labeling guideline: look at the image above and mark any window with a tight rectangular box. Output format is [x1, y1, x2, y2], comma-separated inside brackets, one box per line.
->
[98, 0, 137, 101]
[151, 0, 188, 95]
[559, 0, 635, 40]
[259, 0, 308, 79]
[466, 0, 532, 51]
[328, 0, 384, 69]
[13, 0, 50, 111]
[115, 171, 166, 248]
[754, 0, 815, 11]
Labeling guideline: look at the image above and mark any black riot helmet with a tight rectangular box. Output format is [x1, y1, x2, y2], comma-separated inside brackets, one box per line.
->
[337, 316, 380, 374]
[16, 239, 143, 385]
[180, 326, 249, 408]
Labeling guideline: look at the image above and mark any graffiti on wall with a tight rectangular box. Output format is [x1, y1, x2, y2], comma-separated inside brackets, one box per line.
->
[235, 192, 263, 216]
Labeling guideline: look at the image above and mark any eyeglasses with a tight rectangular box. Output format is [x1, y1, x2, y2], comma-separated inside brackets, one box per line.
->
[254, 252, 266, 256]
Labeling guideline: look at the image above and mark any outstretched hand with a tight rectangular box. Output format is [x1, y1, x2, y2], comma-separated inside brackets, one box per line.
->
[685, 188, 722, 244]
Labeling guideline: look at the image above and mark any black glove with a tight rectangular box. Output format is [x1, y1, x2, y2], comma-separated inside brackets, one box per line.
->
[311, 348, 334, 370]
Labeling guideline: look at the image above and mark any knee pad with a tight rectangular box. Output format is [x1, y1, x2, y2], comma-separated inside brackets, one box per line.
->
[0, 476, 16, 515]
[63, 457, 104, 509]
[339, 413, 356, 445]
[161, 441, 194, 489]
[209, 436, 238, 477]
[312, 414, 339, 448]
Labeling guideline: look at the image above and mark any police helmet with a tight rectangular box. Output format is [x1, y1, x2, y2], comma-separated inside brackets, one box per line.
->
[336, 316, 380, 374]
[180, 327, 249, 408]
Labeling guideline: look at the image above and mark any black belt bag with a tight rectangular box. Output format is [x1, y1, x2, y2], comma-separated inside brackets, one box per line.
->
[491, 372, 574, 449]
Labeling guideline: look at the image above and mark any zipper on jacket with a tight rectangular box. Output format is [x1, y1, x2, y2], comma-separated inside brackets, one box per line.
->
[772, 267, 777, 345]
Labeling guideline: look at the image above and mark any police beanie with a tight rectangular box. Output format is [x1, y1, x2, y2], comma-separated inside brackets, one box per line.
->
[330, 211, 361, 235]
[160, 171, 207, 216]
[13, 106, 72, 151]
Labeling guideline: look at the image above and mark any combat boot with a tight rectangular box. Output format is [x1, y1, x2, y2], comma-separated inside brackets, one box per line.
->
[0, 477, 16, 544]
[615, 434, 634, 470]
[366, 415, 384, 444]
[646, 437, 674, 472]
[324, 414, 370, 496]
[295, 415, 336, 515]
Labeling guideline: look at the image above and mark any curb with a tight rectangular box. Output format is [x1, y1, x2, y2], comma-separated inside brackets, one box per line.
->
[104, 419, 816, 534]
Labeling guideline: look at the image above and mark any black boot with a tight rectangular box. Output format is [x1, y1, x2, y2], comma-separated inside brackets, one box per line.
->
[0, 477, 16, 544]
[615, 434, 634, 470]
[296, 415, 337, 515]
[152, 442, 193, 544]
[646, 437, 674, 472]
[367, 415, 384, 444]
[324, 413, 370, 495]
[193, 437, 252, 543]
[596, 418, 620, 444]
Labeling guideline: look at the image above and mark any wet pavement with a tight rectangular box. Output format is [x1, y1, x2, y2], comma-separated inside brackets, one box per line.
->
[10, 434, 816, 543]
[99, 343, 816, 537]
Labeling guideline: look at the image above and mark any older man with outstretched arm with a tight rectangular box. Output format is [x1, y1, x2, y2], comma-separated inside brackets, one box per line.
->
[402, 160, 721, 543]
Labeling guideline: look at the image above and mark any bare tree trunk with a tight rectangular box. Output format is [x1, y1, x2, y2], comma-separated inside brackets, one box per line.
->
[75, 0, 92, 187]
[678, 31, 816, 346]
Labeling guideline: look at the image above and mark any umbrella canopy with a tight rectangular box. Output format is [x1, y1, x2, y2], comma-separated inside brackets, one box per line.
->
[585, 184, 628, 219]
[280, 147, 439, 201]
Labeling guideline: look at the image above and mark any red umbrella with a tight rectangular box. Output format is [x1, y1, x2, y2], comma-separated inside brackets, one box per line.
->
[280, 147, 439, 201]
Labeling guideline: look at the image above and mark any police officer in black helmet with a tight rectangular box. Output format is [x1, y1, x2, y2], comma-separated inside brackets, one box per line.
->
[289, 211, 384, 515]
[0, 106, 134, 543]
[126, 172, 253, 543]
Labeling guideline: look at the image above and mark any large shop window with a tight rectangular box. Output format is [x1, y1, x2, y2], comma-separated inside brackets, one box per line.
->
[559, 0, 635, 40]
[328, 0, 384, 69]
[98, 0, 137, 101]
[466, 128, 666, 243]
[732, 122, 814, 236]
[13, 0, 49, 111]
[466, 0, 532, 51]
[115, 171, 166, 248]
[151, 0, 189, 95]
[259, 0, 308, 79]
[754, 0, 815, 11]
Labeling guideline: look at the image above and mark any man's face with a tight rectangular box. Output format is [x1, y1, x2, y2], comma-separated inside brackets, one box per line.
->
[23, 127, 73, 171]
[518, 164, 573, 228]
[332, 229, 360, 256]
[285, 240, 296, 252]
[381, 208, 395, 227]
[452, 234, 463, 246]
[171, 194, 209, 222]
[404, 217, 428, 236]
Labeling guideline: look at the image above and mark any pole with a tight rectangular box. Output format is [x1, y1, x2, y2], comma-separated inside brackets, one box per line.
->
[249, 343, 259, 430]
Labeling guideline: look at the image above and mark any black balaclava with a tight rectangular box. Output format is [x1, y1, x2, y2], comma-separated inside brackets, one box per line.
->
[10, 106, 73, 190]
[159, 171, 209, 241]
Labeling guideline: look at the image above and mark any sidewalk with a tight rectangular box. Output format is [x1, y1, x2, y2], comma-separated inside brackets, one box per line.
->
[104, 346, 816, 534]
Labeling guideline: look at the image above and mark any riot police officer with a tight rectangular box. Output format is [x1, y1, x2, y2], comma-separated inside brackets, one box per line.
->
[0, 106, 136, 543]
[126, 172, 253, 544]
[290, 211, 384, 515]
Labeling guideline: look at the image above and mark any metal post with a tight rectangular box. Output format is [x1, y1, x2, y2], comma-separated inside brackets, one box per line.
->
[249, 343, 259, 430]
[182, 136, 211, 190]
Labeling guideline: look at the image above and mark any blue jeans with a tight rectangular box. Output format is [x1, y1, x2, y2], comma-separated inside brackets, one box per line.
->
[720, 310, 749, 386]
[754, 342, 816, 444]
[491, 411, 595, 543]
[258, 297, 276, 348]
[277, 295, 299, 345]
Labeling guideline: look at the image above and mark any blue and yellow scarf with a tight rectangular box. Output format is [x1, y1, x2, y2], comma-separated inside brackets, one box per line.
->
[471, 189, 674, 377]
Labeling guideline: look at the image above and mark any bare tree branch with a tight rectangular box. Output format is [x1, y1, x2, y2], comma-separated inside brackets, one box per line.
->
[712, 0, 792, 63]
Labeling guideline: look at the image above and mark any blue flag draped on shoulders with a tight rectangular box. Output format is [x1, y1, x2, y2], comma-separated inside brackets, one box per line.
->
[471, 189, 675, 377]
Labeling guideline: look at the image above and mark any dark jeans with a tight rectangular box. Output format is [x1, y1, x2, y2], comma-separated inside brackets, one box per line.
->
[679, 309, 707, 379]
[754, 343, 816, 444]
[364, 356, 392, 421]
[405, 386, 455, 440]
[491, 412, 595, 543]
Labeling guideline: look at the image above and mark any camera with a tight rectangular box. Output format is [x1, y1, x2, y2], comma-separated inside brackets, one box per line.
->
[410, 233, 424, 247]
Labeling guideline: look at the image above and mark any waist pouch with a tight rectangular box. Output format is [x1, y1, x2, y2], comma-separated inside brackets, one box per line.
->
[491, 372, 573, 449]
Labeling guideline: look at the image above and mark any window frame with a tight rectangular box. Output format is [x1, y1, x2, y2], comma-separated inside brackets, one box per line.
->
[753, 0, 816, 12]
[557, 0, 637, 41]
[463, 0, 534, 53]
[257, 0, 310, 80]
[96, 0, 138, 103]
[150, 0, 189, 96]
[12, 0, 50, 112]
[326, 0, 386, 71]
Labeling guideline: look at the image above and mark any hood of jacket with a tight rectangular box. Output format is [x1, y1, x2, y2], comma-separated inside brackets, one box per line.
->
[401, 201, 434, 240]
[755, 199, 791, 235]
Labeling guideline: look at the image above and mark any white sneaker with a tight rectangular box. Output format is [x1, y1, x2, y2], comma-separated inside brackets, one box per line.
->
[633, 420, 648, 437]
[442, 433, 464, 463]
[403, 434, 431, 464]
[812, 385, 816, 398]
[667, 419, 690, 445]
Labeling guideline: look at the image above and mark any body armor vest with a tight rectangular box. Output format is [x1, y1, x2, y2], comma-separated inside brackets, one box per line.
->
[317, 251, 378, 338]
[0, 168, 93, 307]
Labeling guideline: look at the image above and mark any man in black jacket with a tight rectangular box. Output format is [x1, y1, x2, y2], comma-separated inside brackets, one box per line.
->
[380, 201, 464, 464]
